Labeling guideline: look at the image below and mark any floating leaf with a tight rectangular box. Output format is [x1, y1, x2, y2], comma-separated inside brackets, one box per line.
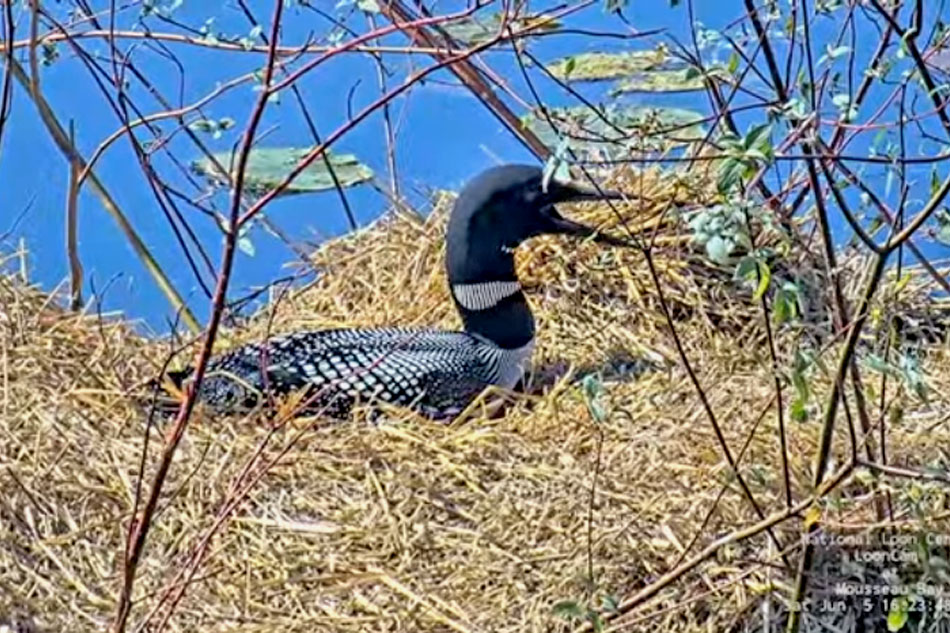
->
[524, 105, 706, 159]
[441, 13, 559, 45]
[613, 66, 723, 93]
[546, 48, 673, 81]
[192, 148, 373, 197]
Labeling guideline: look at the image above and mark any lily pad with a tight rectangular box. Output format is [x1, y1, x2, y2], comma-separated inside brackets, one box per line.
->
[612, 67, 718, 93]
[547, 49, 674, 81]
[192, 148, 373, 196]
[524, 105, 707, 158]
[441, 13, 559, 45]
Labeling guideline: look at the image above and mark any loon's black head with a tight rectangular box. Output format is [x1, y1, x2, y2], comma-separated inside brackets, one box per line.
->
[446, 164, 625, 283]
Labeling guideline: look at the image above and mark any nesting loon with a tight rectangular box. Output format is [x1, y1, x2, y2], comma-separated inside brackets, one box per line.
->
[163, 164, 626, 419]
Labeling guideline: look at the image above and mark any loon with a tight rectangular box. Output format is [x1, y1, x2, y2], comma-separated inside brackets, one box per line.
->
[162, 164, 626, 420]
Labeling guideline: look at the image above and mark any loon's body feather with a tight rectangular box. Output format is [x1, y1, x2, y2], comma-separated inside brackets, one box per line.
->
[162, 164, 624, 419]
[188, 328, 532, 419]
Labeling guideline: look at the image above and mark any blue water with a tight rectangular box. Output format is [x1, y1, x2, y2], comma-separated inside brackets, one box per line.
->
[1, 1, 946, 333]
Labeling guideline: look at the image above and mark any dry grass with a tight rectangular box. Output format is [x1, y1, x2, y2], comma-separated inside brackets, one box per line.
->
[2, 166, 950, 632]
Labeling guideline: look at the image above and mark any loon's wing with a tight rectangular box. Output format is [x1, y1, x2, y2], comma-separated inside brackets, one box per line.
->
[190, 328, 493, 418]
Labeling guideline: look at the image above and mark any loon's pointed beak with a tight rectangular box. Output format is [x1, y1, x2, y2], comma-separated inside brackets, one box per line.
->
[550, 215, 631, 246]
[547, 180, 630, 246]
[554, 180, 626, 203]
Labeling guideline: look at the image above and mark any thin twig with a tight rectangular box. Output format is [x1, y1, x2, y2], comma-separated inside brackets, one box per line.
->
[110, 3, 287, 630]
[4, 57, 200, 333]
[66, 120, 83, 311]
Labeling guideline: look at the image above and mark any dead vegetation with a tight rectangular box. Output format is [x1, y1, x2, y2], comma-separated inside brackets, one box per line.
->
[2, 166, 950, 632]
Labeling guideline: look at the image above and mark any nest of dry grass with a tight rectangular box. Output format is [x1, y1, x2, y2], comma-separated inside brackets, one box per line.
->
[2, 166, 950, 633]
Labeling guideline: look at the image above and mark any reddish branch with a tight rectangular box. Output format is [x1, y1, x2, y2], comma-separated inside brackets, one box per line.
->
[109, 2, 287, 630]
[377, 0, 553, 160]
[111, 7, 542, 631]
[238, 27, 521, 227]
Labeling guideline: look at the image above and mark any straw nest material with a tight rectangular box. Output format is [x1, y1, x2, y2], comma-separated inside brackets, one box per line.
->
[2, 166, 950, 633]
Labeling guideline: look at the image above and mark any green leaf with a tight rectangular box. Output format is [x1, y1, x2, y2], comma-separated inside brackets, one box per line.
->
[589, 612, 605, 633]
[727, 51, 739, 74]
[743, 123, 772, 152]
[898, 353, 929, 401]
[41, 42, 59, 66]
[752, 261, 771, 301]
[582, 374, 607, 423]
[790, 398, 808, 423]
[865, 354, 900, 378]
[553, 601, 585, 620]
[717, 158, 744, 194]
[189, 119, 216, 134]
[705, 235, 733, 264]
[357, 0, 381, 12]
[734, 255, 757, 283]
[887, 596, 909, 631]
[790, 349, 810, 422]
[827, 45, 851, 60]
[774, 283, 801, 325]
[563, 56, 577, 77]
[774, 291, 790, 324]
[238, 236, 256, 257]
[831, 93, 851, 110]
[192, 148, 374, 197]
